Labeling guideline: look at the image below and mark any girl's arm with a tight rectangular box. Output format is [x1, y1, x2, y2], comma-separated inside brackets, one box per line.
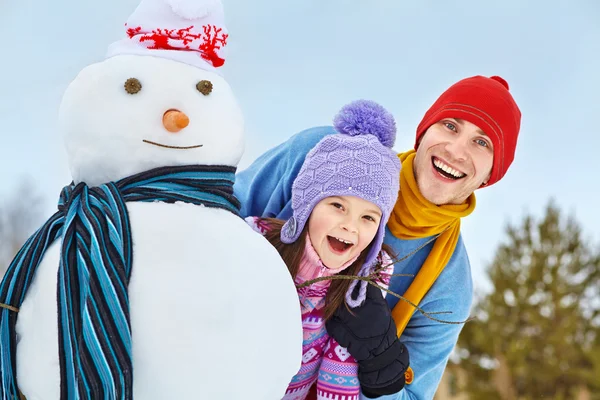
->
[315, 338, 360, 399]
[324, 250, 410, 397]
[314, 250, 400, 399]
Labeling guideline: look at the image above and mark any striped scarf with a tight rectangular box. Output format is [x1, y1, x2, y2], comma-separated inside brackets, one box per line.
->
[0, 165, 239, 400]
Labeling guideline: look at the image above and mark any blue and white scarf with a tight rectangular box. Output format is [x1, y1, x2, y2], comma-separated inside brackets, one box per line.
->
[0, 165, 240, 400]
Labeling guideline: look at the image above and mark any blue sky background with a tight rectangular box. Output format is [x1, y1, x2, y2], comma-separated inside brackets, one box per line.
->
[1, 0, 599, 293]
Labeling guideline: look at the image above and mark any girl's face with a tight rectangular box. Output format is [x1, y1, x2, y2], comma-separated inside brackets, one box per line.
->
[307, 196, 382, 270]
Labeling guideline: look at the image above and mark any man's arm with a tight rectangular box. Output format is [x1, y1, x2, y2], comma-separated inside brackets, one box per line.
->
[234, 126, 335, 219]
[360, 244, 474, 400]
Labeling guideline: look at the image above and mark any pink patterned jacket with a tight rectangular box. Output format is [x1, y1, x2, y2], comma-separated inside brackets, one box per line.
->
[246, 217, 393, 400]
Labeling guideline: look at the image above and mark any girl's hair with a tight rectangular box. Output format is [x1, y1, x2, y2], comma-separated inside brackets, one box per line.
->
[260, 217, 395, 320]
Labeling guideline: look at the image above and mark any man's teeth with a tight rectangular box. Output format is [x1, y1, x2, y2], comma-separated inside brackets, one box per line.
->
[433, 158, 465, 178]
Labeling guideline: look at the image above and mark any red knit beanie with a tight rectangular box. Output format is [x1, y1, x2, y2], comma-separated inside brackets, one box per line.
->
[415, 75, 521, 187]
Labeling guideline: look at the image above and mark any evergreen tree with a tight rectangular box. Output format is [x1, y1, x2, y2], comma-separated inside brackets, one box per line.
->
[457, 201, 600, 399]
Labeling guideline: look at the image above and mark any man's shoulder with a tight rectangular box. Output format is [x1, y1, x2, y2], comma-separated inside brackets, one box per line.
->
[428, 234, 473, 316]
[448, 235, 471, 268]
[287, 125, 337, 151]
[439, 235, 472, 289]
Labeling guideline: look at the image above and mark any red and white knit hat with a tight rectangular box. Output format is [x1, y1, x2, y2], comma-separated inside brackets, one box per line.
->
[106, 0, 229, 74]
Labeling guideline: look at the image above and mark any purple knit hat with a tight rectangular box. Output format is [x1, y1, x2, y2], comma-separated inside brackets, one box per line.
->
[281, 100, 401, 307]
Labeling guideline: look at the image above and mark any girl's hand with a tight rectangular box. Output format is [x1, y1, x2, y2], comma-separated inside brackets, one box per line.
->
[325, 284, 410, 396]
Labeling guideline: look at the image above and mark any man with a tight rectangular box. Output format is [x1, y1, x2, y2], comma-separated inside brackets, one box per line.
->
[234, 75, 522, 399]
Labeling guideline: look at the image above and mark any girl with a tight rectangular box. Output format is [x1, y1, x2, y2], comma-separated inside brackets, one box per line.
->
[247, 100, 409, 399]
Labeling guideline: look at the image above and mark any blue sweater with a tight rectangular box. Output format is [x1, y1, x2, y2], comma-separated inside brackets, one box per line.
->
[234, 126, 473, 400]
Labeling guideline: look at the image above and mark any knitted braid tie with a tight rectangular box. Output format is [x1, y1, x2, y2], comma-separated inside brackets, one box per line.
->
[0, 165, 240, 400]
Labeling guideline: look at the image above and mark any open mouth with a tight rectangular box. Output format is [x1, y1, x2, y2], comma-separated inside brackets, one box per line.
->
[327, 236, 354, 254]
[143, 139, 203, 150]
[432, 156, 466, 180]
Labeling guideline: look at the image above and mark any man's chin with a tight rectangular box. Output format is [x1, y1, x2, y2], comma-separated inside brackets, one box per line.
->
[418, 177, 479, 206]
[417, 181, 449, 205]
[420, 186, 463, 206]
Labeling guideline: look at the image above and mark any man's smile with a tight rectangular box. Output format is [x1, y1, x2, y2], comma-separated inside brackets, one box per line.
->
[432, 156, 466, 180]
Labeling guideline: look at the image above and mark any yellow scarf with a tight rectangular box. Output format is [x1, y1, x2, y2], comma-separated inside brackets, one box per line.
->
[387, 150, 476, 337]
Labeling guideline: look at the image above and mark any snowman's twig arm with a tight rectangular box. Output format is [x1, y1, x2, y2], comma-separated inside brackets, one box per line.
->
[366, 281, 475, 325]
[296, 274, 473, 325]
[0, 303, 19, 312]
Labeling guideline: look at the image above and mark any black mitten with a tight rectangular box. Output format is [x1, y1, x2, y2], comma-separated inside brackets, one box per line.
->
[326, 283, 398, 361]
[326, 283, 410, 396]
[359, 339, 409, 397]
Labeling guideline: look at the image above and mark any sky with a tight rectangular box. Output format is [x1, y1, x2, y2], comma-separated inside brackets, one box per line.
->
[1, 0, 599, 294]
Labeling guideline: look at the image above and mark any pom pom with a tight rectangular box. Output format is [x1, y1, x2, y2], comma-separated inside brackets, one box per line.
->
[166, 0, 221, 20]
[490, 75, 509, 90]
[333, 100, 397, 148]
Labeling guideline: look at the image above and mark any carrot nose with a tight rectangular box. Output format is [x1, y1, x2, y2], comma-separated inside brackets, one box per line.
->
[163, 109, 189, 133]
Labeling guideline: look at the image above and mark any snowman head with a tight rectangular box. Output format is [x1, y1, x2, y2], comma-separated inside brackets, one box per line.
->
[59, 0, 244, 186]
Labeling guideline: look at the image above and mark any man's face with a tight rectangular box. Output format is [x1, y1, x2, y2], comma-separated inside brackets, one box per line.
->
[413, 118, 494, 205]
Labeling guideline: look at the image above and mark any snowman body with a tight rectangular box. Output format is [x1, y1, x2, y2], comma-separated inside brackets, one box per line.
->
[15, 53, 302, 398]
[17, 203, 302, 399]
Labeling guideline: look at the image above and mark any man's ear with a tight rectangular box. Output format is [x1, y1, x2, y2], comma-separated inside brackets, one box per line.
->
[415, 133, 424, 148]
[480, 172, 492, 187]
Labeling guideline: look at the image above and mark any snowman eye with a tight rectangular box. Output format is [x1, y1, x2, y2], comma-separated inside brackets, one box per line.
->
[196, 80, 213, 96]
[124, 78, 142, 95]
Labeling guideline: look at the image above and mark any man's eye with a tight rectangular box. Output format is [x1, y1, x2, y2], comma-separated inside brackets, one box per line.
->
[444, 122, 457, 132]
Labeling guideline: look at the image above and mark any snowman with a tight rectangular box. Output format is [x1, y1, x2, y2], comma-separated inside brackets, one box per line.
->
[0, 0, 303, 398]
